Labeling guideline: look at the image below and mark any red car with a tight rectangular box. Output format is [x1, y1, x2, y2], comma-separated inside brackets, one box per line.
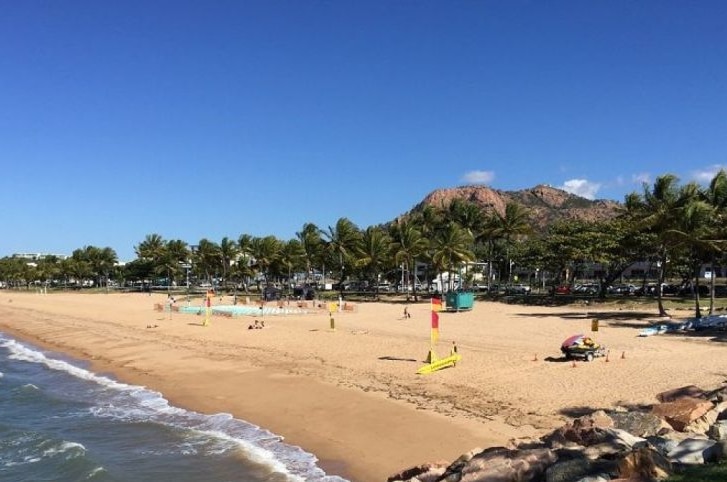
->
[554, 285, 571, 295]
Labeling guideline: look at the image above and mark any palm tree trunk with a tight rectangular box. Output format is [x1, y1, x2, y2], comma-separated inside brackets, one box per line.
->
[694, 261, 702, 319]
[709, 256, 716, 315]
[656, 251, 668, 317]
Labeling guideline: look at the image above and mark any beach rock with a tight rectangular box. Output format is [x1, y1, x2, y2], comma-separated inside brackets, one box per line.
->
[574, 428, 646, 461]
[645, 436, 680, 457]
[545, 457, 617, 482]
[667, 438, 720, 465]
[506, 436, 545, 450]
[616, 447, 671, 480]
[709, 420, 727, 440]
[438, 447, 556, 482]
[656, 385, 708, 403]
[386, 461, 448, 482]
[609, 411, 664, 437]
[435, 447, 482, 481]
[573, 476, 610, 482]
[684, 402, 722, 435]
[707, 385, 727, 403]
[651, 397, 713, 431]
[543, 411, 615, 448]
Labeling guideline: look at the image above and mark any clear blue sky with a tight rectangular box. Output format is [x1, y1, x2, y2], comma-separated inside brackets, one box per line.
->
[2, 1, 725, 261]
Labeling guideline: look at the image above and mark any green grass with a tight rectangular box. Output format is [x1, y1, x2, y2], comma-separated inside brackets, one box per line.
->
[665, 461, 727, 481]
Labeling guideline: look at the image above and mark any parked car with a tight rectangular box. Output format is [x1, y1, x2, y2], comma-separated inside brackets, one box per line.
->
[574, 283, 599, 295]
[553, 285, 572, 295]
[471, 283, 489, 292]
[608, 284, 636, 295]
[505, 284, 531, 295]
[262, 285, 281, 301]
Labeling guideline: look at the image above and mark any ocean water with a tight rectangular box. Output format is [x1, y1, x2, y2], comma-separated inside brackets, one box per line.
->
[0, 332, 348, 482]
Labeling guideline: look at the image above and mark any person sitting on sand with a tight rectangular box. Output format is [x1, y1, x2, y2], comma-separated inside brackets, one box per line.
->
[249, 320, 262, 330]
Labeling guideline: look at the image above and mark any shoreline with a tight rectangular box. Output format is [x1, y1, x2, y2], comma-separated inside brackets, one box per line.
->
[1, 291, 725, 481]
[0, 292, 518, 481]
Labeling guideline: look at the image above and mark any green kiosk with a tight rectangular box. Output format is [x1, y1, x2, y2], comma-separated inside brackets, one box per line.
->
[445, 290, 474, 311]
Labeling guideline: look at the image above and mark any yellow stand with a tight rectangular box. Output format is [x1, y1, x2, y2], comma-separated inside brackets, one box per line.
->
[417, 352, 461, 375]
[417, 343, 461, 375]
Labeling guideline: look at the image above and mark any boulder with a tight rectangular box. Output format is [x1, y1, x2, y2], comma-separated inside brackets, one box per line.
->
[617, 447, 672, 480]
[651, 397, 714, 431]
[581, 429, 647, 460]
[436, 447, 483, 481]
[545, 458, 617, 482]
[386, 462, 448, 482]
[574, 475, 610, 482]
[667, 437, 720, 465]
[609, 411, 665, 437]
[656, 385, 708, 403]
[684, 403, 721, 435]
[709, 420, 727, 440]
[440, 447, 556, 482]
[707, 385, 727, 403]
[544, 411, 615, 448]
[645, 435, 680, 457]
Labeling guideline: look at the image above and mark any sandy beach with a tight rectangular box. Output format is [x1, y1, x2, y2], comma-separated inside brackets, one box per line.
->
[0, 291, 724, 481]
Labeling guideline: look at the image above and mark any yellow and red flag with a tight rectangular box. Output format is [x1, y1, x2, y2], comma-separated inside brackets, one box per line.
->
[431, 310, 439, 344]
[431, 297, 443, 312]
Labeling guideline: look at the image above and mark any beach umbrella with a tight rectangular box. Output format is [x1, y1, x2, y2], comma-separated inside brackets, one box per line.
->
[561, 334, 585, 348]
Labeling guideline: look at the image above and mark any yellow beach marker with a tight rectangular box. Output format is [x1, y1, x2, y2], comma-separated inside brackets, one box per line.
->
[416, 353, 462, 375]
[417, 298, 461, 374]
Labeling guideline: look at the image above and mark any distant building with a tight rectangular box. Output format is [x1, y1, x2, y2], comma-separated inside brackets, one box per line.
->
[12, 253, 69, 261]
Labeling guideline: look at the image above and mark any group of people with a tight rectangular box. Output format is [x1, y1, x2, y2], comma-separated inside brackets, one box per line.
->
[248, 319, 265, 330]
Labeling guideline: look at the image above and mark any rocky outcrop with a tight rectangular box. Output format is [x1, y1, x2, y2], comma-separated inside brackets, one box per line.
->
[408, 184, 621, 233]
[388, 384, 727, 482]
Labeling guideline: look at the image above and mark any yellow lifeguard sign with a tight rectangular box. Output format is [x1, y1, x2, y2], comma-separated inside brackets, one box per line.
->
[417, 297, 461, 374]
[416, 350, 461, 375]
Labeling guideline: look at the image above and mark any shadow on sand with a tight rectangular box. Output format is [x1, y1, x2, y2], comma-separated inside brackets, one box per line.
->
[378, 355, 418, 363]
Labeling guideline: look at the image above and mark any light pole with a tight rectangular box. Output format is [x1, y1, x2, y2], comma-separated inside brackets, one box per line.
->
[182, 262, 191, 302]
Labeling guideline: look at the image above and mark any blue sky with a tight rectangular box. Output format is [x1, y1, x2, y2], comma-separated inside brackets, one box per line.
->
[1, 1, 725, 261]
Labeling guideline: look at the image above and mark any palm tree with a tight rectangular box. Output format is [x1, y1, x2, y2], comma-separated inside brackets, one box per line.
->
[219, 237, 239, 291]
[194, 239, 222, 288]
[323, 218, 361, 297]
[489, 202, 532, 284]
[135, 234, 165, 290]
[391, 221, 429, 301]
[430, 223, 475, 292]
[702, 170, 727, 313]
[625, 174, 688, 317]
[250, 236, 282, 287]
[356, 226, 393, 297]
[296, 223, 324, 284]
[668, 182, 720, 318]
[278, 239, 305, 293]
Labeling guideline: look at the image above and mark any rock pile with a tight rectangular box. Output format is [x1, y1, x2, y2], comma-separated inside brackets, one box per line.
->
[388, 384, 727, 482]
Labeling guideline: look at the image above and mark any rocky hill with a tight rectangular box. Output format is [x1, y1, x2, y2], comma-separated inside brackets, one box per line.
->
[408, 184, 622, 231]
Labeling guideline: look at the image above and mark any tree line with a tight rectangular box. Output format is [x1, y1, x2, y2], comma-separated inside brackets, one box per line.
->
[1, 172, 726, 318]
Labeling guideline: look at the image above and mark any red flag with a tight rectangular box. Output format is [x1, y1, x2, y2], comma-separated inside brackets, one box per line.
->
[431, 310, 439, 343]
